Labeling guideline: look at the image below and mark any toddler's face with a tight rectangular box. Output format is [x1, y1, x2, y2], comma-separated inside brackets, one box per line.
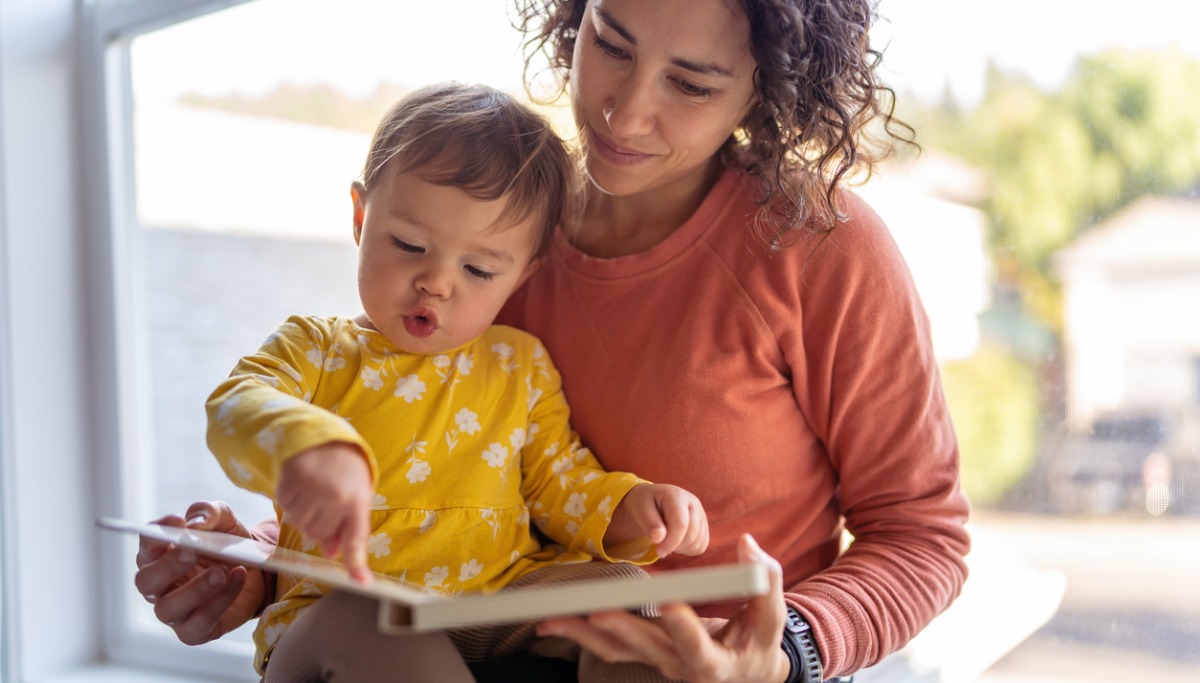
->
[351, 172, 539, 354]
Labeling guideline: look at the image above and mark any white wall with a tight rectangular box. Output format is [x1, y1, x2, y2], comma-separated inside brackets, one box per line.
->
[0, 0, 101, 678]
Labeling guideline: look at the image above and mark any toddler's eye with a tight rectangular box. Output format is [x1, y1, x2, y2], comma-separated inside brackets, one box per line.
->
[391, 237, 423, 254]
[465, 265, 496, 282]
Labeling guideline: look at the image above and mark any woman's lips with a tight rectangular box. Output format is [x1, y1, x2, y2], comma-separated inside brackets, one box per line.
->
[403, 307, 438, 338]
[590, 128, 653, 166]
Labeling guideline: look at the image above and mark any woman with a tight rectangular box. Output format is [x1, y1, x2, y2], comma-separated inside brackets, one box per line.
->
[136, 1, 970, 681]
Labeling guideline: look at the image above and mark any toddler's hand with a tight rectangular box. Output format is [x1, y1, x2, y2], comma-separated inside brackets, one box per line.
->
[607, 484, 709, 557]
[277, 442, 373, 582]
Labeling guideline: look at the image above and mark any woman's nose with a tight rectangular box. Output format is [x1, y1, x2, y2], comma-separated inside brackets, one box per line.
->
[604, 73, 656, 139]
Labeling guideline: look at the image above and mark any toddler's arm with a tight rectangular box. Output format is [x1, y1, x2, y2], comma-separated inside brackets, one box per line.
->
[277, 442, 374, 582]
[605, 484, 709, 557]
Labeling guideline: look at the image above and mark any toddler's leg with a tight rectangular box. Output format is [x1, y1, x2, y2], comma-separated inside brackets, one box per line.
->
[263, 590, 475, 683]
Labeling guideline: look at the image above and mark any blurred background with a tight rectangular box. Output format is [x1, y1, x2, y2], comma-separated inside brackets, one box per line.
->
[121, 1, 1200, 680]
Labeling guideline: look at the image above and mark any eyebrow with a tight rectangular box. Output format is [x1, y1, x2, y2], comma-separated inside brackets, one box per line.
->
[476, 247, 516, 265]
[594, 7, 736, 79]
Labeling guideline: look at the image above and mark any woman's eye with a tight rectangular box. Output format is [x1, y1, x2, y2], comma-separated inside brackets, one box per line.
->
[391, 237, 423, 254]
[675, 78, 714, 99]
[465, 265, 496, 282]
[592, 35, 628, 60]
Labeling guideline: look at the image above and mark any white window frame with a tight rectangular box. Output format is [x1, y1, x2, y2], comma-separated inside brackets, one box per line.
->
[77, 0, 257, 680]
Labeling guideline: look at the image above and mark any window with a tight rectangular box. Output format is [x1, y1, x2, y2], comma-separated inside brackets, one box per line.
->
[80, 0, 1200, 681]
[85, 0, 542, 677]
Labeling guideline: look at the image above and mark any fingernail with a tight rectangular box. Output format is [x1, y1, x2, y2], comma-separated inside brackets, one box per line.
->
[186, 513, 208, 526]
[208, 570, 225, 587]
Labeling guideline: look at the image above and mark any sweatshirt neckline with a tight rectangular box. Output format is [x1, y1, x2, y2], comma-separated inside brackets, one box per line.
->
[553, 168, 743, 279]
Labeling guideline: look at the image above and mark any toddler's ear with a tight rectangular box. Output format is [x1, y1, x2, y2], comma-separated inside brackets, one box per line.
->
[517, 258, 542, 288]
[350, 182, 367, 244]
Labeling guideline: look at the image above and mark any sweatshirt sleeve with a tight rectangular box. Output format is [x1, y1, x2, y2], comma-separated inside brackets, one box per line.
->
[514, 339, 654, 563]
[206, 316, 377, 497]
[781, 195, 972, 676]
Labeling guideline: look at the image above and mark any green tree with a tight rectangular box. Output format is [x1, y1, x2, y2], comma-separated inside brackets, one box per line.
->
[941, 345, 1040, 507]
[908, 49, 1200, 334]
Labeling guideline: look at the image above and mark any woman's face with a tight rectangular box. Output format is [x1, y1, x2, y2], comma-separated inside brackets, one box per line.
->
[569, 0, 758, 200]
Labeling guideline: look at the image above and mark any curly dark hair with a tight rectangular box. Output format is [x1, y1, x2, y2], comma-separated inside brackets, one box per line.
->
[512, 0, 914, 243]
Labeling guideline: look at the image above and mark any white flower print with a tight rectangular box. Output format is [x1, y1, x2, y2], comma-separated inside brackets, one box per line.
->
[214, 395, 241, 434]
[564, 492, 587, 518]
[432, 355, 452, 369]
[510, 550, 521, 564]
[323, 356, 346, 372]
[445, 431, 459, 453]
[455, 408, 481, 434]
[526, 376, 543, 413]
[252, 374, 281, 389]
[482, 443, 508, 470]
[406, 458, 431, 483]
[371, 493, 388, 508]
[580, 471, 600, 485]
[394, 374, 426, 403]
[300, 534, 316, 553]
[525, 422, 539, 446]
[565, 520, 580, 537]
[424, 566, 449, 588]
[509, 428, 526, 450]
[480, 508, 500, 537]
[255, 426, 282, 455]
[532, 344, 550, 378]
[279, 362, 303, 384]
[459, 559, 484, 582]
[419, 511, 437, 533]
[406, 435, 428, 455]
[453, 352, 473, 376]
[305, 347, 324, 368]
[597, 495, 614, 519]
[544, 442, 559, 457]
[551, 454, 574, 476]
[492, 342, 517, 374]
[262, 396, 302, 412]
[230, 459, 253, 483]
[367, 532, 392, 559]
[263, 620, 289, 648]
[361, 366, 384, 390]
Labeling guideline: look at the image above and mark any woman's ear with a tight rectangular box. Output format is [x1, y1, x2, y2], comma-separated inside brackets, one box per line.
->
[350, 181, 367, 245]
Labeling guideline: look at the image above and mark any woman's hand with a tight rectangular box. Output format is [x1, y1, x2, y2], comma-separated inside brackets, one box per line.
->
[134, 500, 267, 645]
[538, 534, 792, 683]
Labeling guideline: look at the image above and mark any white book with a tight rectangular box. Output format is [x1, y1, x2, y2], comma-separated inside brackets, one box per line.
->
[99, 516, 770, 633]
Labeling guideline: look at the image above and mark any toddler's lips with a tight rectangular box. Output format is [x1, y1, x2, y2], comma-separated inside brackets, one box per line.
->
[403, 307, 438, 338]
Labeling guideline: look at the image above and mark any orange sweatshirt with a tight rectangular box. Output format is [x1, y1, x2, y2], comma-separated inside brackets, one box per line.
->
[497, 168, 971, 677]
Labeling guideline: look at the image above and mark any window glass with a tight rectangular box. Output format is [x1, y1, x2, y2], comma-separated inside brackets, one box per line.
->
[872, 1, 1200, 681]
[125, 0, 542, 653]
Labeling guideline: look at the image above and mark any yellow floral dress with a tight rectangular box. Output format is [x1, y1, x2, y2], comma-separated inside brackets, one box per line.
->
[206, 316, 650, 672]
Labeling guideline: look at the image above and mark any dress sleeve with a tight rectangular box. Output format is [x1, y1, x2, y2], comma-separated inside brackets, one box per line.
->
[514, 341, 653, 563]
[782, 195, 972, 676]
[205, 316, 376, 497]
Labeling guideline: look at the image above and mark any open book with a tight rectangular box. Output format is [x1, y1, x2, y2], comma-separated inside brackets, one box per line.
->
[99, 516, 769, 633]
